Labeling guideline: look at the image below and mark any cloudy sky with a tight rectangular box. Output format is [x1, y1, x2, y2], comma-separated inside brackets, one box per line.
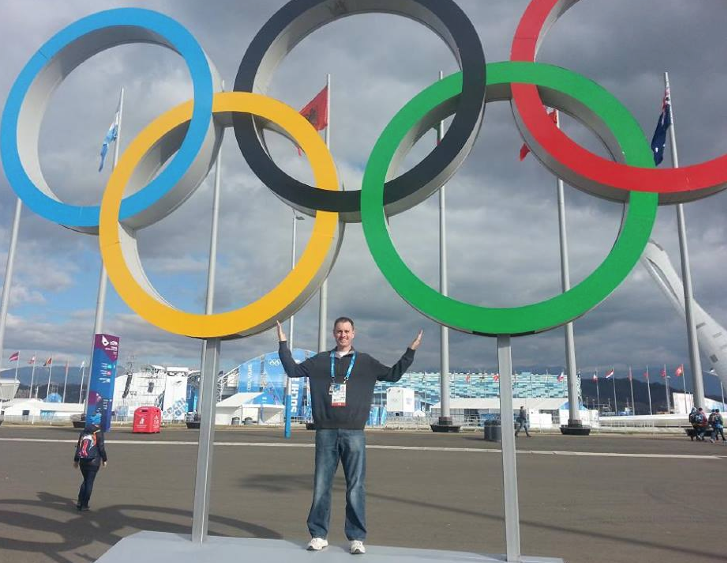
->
[0, 0, 725, 393]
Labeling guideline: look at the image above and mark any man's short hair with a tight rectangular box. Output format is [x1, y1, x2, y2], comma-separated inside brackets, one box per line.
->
[333, 316, 355, 329]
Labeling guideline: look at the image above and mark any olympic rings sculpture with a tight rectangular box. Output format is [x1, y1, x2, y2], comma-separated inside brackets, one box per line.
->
[0, 0, 721, 339]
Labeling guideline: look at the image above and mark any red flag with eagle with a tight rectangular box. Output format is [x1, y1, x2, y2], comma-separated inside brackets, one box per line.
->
[675, 365, 684, 377]
[297, 85, 329, 155]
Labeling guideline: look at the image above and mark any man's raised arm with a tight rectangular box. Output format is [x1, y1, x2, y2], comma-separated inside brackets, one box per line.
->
[277, 320, 311, 379]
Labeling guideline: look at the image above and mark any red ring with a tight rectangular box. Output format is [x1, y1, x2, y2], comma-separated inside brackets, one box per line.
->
[510, 0, 727, 203]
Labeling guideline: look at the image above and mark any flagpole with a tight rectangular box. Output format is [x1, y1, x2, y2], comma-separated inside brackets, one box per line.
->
[595, 371, 600, 413]
[664, 364, 671, 412]
[681, 367, 687, 413]
[317, 73, 331, 354]
[434, 70, 455, 432]
[611, 369, 618, 414]
[554, 111, 582, 430]
[29, 354, 36, 400]
[63, 360, 70, 402]
[664, 72, 705, 410]
[14, 355, 19, 382]
[629, 366, 635, 415]
[0, 198, 23, 372]
[46, 358, 53, 398]
[78, 362, 86, 403]
[88, 87, 124, 409]
[646, 366, 653, 415]
[285, 207, 301, 439]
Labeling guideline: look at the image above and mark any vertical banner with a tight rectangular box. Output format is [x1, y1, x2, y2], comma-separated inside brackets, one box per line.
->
[85, 333, 119, 431]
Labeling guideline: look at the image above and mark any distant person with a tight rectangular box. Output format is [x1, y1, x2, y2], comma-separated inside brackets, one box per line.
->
[688, 407, 698, 441]
[73, 423, 108, 511]
[709, 409, 725, 443]
[515, 405, 531, 437]
[694, 407, 709, 441]
[277, 317, 422, 554]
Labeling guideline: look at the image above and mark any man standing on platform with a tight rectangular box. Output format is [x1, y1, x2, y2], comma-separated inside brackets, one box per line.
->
[277, 317, 422, 555]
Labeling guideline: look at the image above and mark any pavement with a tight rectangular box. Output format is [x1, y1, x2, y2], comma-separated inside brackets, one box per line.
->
[0, 425, 725, 563]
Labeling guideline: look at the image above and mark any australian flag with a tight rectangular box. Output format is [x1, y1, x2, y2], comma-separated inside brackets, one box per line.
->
[650, 88, 671, 166]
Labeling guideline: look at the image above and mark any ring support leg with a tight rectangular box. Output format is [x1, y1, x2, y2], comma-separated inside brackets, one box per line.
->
[497, 335, 521, 562]
[192, 337, 220, 543]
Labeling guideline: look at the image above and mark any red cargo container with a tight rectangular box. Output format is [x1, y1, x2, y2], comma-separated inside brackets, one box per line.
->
[133, 406, 162, 433]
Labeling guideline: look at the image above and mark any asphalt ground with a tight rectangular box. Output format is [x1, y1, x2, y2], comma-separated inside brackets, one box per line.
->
[0, 425, 725, 563]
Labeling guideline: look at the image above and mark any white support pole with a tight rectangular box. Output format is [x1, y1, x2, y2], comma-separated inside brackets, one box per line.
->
[664, 72, 705, 409]
[87, 88, 124, 408]
[0, 198, 23, 370]
[317, 73, 331, 353]
[437, 71, 452, 427]
[191, 337, 220, 543]
[497, 335, 521, 563]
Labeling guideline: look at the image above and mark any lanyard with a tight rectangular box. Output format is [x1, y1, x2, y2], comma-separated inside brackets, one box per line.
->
[330, 350, 357, 384]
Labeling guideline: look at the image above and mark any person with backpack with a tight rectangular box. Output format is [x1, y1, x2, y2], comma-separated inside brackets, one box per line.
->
[73, 423, 108, 511]
[688, 407, 698, 441]
[694, 407, 709, 441]
[709, 409, 725, 443]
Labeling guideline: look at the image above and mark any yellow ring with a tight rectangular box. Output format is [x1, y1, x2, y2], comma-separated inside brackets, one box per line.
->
[99, 92, 339, 338]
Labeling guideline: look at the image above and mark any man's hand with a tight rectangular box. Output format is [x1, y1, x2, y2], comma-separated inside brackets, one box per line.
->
[103, 461, 107, 468]
[410, 329, 423, 350]
[276, 321, 287, 342]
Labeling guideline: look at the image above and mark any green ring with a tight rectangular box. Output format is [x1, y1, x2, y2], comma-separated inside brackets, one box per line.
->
[361, 61, 658, 336]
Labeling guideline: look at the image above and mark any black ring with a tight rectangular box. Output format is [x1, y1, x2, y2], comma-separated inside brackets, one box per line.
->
[233, 0, 486, 222]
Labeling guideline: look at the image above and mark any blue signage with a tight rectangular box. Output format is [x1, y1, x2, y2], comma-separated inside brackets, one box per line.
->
[85, 333, 119, 431]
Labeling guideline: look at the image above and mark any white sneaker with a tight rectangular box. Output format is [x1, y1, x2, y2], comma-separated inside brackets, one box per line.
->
[349, 540, 366, 554]
[307, 538, 328, 551]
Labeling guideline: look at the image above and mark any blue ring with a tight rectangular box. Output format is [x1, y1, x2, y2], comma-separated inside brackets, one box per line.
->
[0, 9, 213, 229]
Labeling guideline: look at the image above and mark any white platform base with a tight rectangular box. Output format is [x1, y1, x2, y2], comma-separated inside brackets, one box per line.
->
[96, 531, 564, 563]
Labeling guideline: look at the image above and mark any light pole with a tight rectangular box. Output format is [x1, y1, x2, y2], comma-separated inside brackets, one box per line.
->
[284, 211, 305, 438]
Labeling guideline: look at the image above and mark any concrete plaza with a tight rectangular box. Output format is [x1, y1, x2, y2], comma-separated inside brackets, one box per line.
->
[0, 426, 725, 563]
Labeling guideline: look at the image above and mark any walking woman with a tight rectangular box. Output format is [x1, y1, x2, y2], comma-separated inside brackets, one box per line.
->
[73, 423, 108, 511]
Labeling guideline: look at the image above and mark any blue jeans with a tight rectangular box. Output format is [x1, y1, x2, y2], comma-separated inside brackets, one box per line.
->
[308, 429, 366, 541]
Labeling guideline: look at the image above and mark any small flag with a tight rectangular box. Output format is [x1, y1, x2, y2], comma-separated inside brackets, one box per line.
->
[628, 367, 633, 381]
[465, 374, 471, 383]
[28, 356, 36, 365]
[297, 85, 329, 156]
[592, 374, 598, 382]
[493, 373, 500, 382]
[8, 351, 19, 362]
[99, 108, 120, 172]
[650, 88, 671, 166]
[605, 369, 614, 379]
[519, 109, 558, 161]
[643, 370, 649, 379]
[80, 360, 86, 369]
[675, 365, 684, 377]
[660, 367, 667, 378]
[300, 85, 329, 131]
[557, 372, 564, 382]
[43, 357, 52, 367]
